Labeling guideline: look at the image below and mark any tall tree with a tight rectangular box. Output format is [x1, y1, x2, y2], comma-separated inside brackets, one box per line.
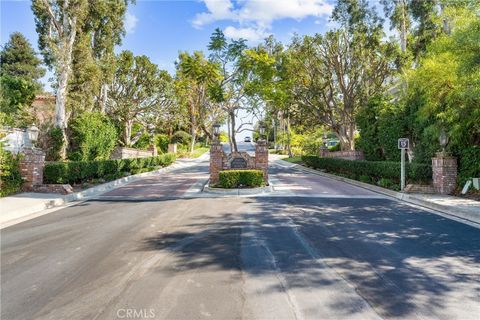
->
[289, 30, 396, 150]
[381, 0, 410, 53]
[67, 31, 101, 116]
[76, 0, 132, 112]
[176, 51, 221, 152]
[0, 32, 45, 126]
[32, 0, 88, 158]
[0, 32, 45, 86]
[107, 51, 164, 147]
[208, 28, 249, 152]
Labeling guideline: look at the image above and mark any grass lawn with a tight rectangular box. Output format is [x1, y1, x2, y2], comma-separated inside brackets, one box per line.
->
[283, 156, 303, 164]
[178, 146, 209, 158]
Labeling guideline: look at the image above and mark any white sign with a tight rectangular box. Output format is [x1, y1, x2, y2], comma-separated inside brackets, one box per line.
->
[398, 138, 409, 149]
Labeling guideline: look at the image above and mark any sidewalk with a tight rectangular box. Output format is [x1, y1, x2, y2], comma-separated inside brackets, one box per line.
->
[1, 154, 209, 229]
[274, 157, 480, 225]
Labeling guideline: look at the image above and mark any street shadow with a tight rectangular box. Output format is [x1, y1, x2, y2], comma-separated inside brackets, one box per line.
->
[138, 196, 480, 318]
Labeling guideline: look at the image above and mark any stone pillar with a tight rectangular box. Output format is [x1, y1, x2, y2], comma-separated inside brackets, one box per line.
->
[210, 141, 224, 185]
[432, 152, 457, 195]
[255, 140, 269, 183]
[168, 143, 177, 154]
[148, 144, 158, 156]
[319, 146, 328, 157]
[19, 147, 45, 192]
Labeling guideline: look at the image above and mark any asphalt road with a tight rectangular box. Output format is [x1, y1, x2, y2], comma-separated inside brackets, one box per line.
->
[1, 155, 479, 320]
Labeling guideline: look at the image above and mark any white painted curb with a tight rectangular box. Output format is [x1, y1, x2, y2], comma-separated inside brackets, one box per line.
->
[203, 181, 273, 196]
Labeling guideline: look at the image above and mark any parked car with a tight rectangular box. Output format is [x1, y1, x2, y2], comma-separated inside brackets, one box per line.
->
[244, 137, 252, 142]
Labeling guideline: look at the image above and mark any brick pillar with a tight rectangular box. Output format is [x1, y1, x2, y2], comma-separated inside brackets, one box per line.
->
[432, 152, 457, 195]
[148, 144, 158, 156]
[319, 146, 328, 157]
[255, 140, 269, 183]
[210, 141, 224, 185]
[19, 147, 45, 192]
[167, 143, 177, 154]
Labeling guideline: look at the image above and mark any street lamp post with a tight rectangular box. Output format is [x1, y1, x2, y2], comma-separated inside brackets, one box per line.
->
[439, 129, 449, 155]
[27, 124, 39, 148]
[259, 123, 266, 141]
[213, 124, 221, 142]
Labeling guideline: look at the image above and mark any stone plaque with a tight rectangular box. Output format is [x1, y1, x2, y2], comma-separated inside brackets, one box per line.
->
[230, 157, 247, 169]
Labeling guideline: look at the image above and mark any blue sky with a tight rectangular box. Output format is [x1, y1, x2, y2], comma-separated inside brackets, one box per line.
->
[1, 0, 390, 139]
[1, 0, 341, 88]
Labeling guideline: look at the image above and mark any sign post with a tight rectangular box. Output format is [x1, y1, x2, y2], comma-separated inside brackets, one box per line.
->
[398, 138, 409, 191]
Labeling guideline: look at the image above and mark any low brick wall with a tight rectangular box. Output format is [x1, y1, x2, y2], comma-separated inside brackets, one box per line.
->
[110, 147, 154, 160]
[320, 149, 364, 160]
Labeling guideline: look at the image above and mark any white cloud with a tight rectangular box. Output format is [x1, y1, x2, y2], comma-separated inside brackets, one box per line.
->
[124, 11, 138, 34]
[192, 0, 333, 42]
[224, 26, 267, 42]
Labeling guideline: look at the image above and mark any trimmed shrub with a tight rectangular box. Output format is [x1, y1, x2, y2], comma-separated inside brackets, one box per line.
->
[171, 130, 192, 146]
[302, 155, 432, 184]
[68, 112, 117, 161]
[44, 153, 176, 184]
[458, 145, 480, 186]
[0, 144, 23, 197]
[218, 170, 264, 188]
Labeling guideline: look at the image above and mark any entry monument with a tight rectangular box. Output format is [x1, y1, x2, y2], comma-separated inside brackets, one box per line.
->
[209, 124, 268, 185]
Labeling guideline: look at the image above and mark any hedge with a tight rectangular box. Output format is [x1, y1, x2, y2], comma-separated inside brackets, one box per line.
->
[0, 145, 23, 197]
[44, 153, 176, 184]
[218, 170, 265, 188]
[301, 155, 432, 184]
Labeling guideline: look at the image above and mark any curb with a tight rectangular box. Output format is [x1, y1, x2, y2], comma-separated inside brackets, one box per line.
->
[275, 159, 480, 225]
[203, 181, 273, 196]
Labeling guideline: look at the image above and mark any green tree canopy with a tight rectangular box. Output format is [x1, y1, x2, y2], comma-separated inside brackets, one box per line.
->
[0, 32, 45, 85]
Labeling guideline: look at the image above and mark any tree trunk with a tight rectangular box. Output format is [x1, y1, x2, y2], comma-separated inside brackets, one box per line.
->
[227, 113, 233, 152]
[348, 123, 355, 151]
[100, 83, 109, 113]
[286, 116, 292, 157]
[124, 120, 132, 147]
[400, 1, 407, 53]
[200, 124, 213, 141]
[273, 118, 277, 150]
[56, 65, 69, 159]
[230, 111, 238, 152]
[189, 124, 196, 153]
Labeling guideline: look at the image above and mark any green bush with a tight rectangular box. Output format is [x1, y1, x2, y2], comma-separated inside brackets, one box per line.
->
[171, 130, 192, 146]
[458, 145, 480, 186]
[68, 112, 117, 161]
[44, 153, 176, 184]
[45, 127, 64, 161]
[218, 170, 265, 188]
[0, 144, 23, 197]
[302, 155, 432, 184]
[154, 134, 169, 153]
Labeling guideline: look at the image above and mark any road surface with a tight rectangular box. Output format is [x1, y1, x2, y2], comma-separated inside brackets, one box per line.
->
[2, 152, 479, 320]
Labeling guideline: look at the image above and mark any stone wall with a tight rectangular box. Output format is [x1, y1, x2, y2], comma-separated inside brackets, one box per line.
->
[110, 147, 155, 160]
[319, 149, 364, 160]
[0, 128, 31, 154]
[432, 153, 457, 195]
